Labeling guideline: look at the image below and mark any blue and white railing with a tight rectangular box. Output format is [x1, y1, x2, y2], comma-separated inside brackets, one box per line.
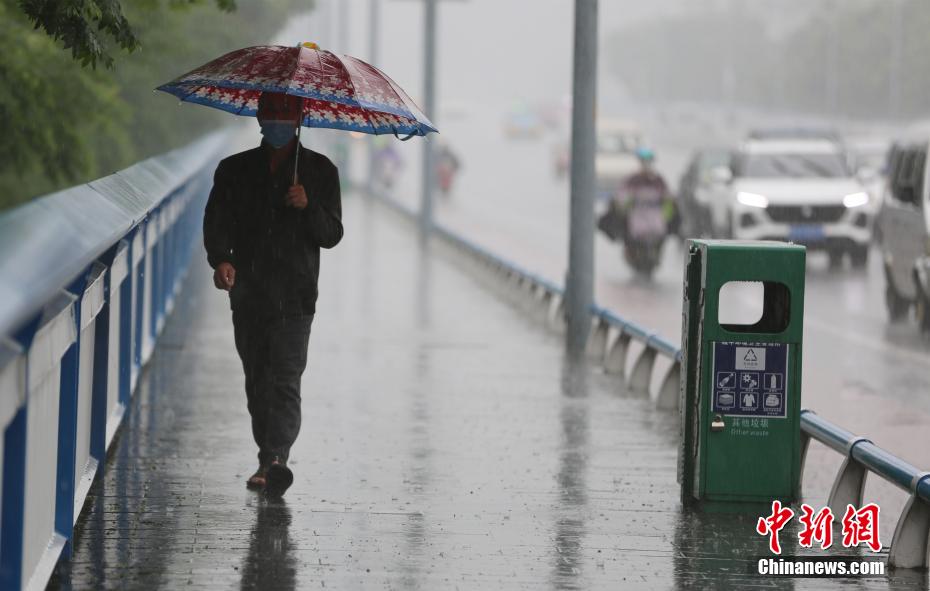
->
[800, 410, 930, 569]
[0, 131, 228, 591]
[371, 189, 930, 570]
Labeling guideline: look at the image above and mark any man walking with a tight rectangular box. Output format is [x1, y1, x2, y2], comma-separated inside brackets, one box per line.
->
[203, 92, 343, 496]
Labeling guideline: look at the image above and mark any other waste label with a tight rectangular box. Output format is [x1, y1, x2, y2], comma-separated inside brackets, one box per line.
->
[711, 341, 788, 418]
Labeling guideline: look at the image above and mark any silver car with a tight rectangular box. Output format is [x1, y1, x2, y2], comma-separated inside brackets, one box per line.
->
[877, 140, 930, 333]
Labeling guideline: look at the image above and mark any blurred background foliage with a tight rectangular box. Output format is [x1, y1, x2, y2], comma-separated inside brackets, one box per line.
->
[607, 0, 930, 121]
[0, 0, 305, 210]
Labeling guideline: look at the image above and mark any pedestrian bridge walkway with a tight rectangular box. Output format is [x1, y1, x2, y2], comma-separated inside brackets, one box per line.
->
[42, 196, 920, 590]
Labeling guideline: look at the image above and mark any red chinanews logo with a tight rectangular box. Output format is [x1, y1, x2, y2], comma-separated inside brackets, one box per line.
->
[756, 501, 882, 555]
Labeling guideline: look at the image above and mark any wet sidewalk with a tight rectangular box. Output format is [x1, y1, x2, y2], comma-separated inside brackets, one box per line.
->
[49, 196, 920, 590]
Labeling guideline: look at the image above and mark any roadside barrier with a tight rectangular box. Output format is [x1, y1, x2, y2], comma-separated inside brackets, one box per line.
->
[0, 132, 228, 591]
[370, 189, 930, 569]
[800, 410, 930, 569]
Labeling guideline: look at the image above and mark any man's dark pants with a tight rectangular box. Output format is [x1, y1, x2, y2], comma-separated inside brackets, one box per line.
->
[232, 309, 313, 465]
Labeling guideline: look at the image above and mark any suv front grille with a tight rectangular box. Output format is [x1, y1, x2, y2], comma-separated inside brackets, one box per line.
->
[766, 204, 846, 224]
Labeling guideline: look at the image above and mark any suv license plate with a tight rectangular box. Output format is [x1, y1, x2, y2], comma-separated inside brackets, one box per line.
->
[789, 225, 825, 242]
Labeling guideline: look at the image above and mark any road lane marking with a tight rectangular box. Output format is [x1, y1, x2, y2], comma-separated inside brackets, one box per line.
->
[803, 317, 930, 368]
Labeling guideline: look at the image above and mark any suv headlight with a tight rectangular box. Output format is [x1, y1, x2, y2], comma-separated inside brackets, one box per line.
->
[842, 192, 869, 208]
[736, 192, 769, 208]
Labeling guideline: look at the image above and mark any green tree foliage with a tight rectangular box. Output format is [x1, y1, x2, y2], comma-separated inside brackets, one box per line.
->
[17, 0, 140, 69]
[0, 1, 130, 201]
[16, 0, 235, 68]
[0, 0, 304, 211]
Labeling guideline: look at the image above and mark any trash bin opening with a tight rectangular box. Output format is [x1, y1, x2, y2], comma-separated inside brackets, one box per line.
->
[718, 281, 790, 334]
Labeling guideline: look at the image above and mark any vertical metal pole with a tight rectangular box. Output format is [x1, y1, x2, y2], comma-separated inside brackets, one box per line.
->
[322, 1, 333, 60]
[339, 0, 349, 53]
[339, 0, 351, 185]
[825, 0, 839, 117]
[566, 0, 597, 357]
[367, 0, 381, 194]
[324, 1, 337, 154]
[890, 0, 903, 119]
[420, 0, 437, 236]
[722, 0, 735, 120]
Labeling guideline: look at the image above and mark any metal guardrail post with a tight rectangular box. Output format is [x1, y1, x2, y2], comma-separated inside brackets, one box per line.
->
[656, 361, 680, 411]
[585, 317, 609, 362]
[21, 289, 76, 585]
[889, 473, 930, 569]
[604, 329, 631, 377]
[89, 259, 112, 471]
[56, 269, 102, 560]
[628, 345, 657, 393]
[826, 436, 871, 517]
[549, 294, 566, 333]
[532, 285, 548, 322]
[131, 222, 145, 389]
[118, 241, 133, 412]
[799, 429, 811, 499]
[538, 289, 554, 325]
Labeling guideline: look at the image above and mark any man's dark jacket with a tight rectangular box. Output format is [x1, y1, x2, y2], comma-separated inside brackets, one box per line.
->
[203, 143, 343, 317]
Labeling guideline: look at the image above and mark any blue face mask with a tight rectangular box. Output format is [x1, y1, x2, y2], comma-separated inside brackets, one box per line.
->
[260, 120, 296, 148]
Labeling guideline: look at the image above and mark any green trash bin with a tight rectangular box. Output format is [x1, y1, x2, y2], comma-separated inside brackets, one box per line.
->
[678, 239, 806, 511]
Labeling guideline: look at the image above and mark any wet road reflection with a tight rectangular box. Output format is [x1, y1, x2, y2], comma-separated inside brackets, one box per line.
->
[397, 243, 434, 588]
[240, 498, 296, 591]
[549, 359, 590, 590]
[49, 356, 183, 589]
[672, 509, 929, 590]
[673, 511, 797, 590]
[53, 195, 930, 589]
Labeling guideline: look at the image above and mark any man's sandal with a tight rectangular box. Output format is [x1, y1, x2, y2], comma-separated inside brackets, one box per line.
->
[264, 458, 293, 497]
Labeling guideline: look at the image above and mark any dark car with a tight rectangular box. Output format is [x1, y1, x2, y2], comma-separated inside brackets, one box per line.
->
[677, 147, 733, 238]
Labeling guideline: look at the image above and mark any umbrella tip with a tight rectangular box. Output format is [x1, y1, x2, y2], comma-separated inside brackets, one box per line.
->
[298, 42, 320, 50]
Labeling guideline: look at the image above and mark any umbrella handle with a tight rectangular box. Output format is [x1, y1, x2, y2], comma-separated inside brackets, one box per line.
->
[292, 122, 301, 186]
[293, 97, 305, 186]
[393, 129, 419, 142]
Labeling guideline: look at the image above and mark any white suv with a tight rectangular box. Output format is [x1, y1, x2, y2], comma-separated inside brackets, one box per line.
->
[716, 139, 874, 267]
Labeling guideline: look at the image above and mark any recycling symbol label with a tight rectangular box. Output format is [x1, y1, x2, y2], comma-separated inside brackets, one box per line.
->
[712, 342, 788, 418]
[735, 346, 765, 370]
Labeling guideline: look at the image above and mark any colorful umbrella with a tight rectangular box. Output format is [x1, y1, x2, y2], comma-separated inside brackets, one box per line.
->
[156, 42, 437, 139]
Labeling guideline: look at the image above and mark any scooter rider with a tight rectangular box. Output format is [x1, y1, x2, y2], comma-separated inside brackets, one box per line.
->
[610, 147, 678, 240]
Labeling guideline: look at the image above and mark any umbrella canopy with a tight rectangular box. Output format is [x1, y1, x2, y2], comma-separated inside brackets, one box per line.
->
[156, 43, 437, 138]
